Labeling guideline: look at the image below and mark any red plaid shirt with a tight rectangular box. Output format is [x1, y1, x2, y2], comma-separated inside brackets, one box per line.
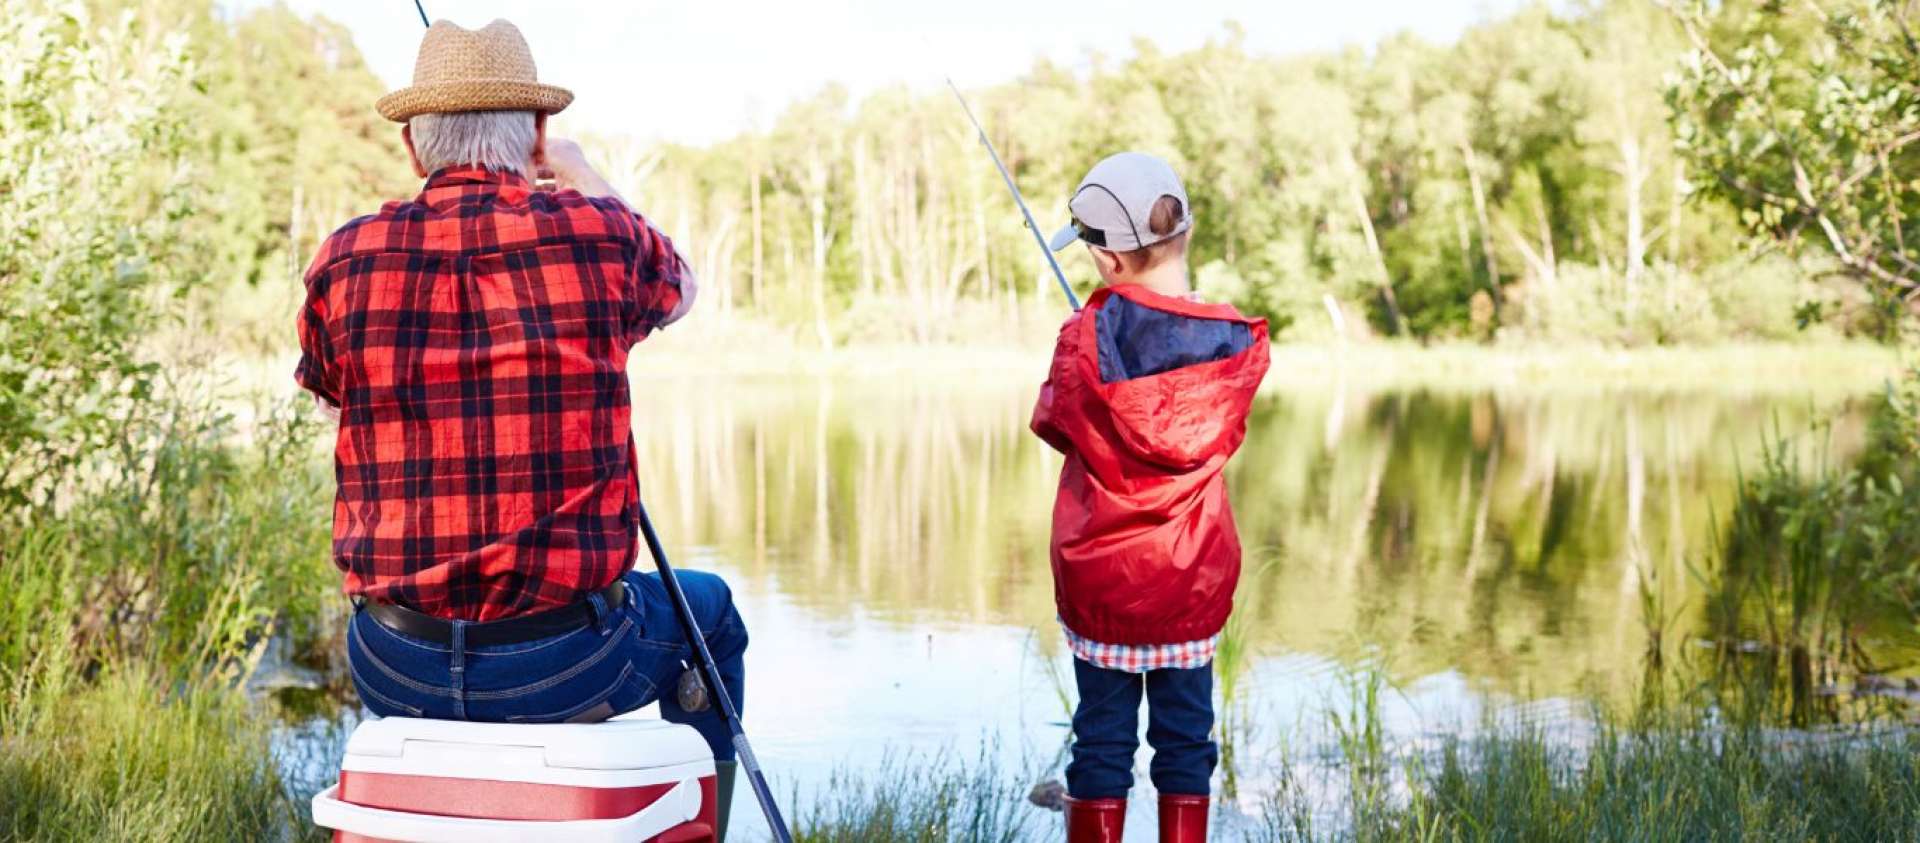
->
[295, 166, 688, 621]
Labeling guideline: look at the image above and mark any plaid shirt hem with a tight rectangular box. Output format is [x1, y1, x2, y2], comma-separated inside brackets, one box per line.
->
[1061, 621, 1217, 673]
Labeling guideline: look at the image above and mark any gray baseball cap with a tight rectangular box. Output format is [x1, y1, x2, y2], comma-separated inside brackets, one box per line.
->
[1047, 151, 1192, 253]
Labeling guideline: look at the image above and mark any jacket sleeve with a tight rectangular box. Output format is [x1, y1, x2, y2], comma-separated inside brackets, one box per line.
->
[1029, 313, 1083, 455]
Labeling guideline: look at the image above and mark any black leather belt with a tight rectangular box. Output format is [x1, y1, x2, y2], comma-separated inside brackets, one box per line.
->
[362, 580, 627, 648]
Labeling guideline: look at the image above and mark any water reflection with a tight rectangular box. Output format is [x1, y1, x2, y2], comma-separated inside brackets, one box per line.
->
[279, 375, 1879, 839]
[631, 377, 1866, 702]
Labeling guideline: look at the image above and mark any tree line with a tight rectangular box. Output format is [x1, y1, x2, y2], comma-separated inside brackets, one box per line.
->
[9, 0, 1916, 422]
[634, 1, 1915, 345]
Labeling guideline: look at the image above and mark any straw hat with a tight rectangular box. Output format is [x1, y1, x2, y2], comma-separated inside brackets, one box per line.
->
[375, 19, 573, 123]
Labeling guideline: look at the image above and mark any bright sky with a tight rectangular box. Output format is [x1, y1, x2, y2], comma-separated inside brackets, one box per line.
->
[227, 0, 1531, 145]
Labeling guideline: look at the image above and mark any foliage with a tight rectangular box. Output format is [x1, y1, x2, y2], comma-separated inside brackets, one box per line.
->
[0, 0, 409, 507]
[0, 7, 356, 837]
[1702, 368, 1920, 723]
[1669, 0, 1920, 337]
[0, 0, 196, 509]
[0, 397, 334, 841]
[630, 2, 1824, 346]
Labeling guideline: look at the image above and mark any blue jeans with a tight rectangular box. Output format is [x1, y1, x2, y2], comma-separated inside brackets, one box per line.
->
[1066, 658, 1216, 799]
[346, 569, 748, 761]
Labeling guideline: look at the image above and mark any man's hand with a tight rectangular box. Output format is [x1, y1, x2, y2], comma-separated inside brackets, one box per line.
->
[314, 394, 341, 424]
[538, 137, 621, 200]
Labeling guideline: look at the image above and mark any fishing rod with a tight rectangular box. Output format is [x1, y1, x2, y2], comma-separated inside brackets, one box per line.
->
[947, 79, 1081, 310]
[638, 501, 792, 843]
[405, 6, 793, 841]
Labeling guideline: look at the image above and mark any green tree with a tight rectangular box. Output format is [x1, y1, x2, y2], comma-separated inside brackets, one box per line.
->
[0, 0, 198, 508]
[1669, 0, 1920, 338]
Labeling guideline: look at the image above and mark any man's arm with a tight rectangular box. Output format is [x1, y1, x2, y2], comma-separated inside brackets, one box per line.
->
[542, 138, 698, 327]
[295, 259, 344, 417]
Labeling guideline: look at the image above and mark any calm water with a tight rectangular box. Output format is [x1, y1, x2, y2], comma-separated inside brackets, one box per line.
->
[276, 373, 1873, 840]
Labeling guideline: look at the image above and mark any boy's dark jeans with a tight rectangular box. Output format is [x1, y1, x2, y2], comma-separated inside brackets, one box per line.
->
[346, 569, 747, 761]
[1067, 657, 1216, 799]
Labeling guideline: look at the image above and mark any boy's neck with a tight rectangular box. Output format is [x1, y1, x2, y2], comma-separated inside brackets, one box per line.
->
[1134, 264, 1191, 299]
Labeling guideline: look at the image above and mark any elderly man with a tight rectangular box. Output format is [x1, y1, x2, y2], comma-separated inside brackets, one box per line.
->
[294, 19, 747, 833]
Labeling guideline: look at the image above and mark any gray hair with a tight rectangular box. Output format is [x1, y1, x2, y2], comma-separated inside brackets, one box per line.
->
[409, 110, 537, 175]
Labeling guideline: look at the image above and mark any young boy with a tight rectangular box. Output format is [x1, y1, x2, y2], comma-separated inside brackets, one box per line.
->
[1031, 152, 1270, 843]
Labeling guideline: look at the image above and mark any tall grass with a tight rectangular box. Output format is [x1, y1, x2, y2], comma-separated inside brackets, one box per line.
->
[1409, 718, 1920, 841]
[0, 667, 301, 841]
[791, 682, 1920, 841]
[791, 749, 1038, 843]
[0, 392, 335, 842]
[1698, 370, 1920, 724]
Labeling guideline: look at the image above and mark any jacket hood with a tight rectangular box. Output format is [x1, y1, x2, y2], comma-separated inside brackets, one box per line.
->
[1049, 285, 1269, 472]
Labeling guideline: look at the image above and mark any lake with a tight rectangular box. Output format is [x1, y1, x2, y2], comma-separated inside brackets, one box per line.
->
[272, 371, 1878, 840]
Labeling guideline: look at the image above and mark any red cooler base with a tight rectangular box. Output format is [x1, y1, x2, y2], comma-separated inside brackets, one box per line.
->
[311, 715, 718, 843]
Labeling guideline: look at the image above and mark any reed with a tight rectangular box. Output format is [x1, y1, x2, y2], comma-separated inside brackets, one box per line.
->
[789, 747, 1037, 843]
[0, 393, 334, 842]
[1696, 373, 1920, 725]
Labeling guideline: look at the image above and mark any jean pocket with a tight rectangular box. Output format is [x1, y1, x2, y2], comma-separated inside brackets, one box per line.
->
[502, 661, 656, 723]
[467, 617, 636, 701]
[347, 648, 428, 718]
[351, 620, 456, 697]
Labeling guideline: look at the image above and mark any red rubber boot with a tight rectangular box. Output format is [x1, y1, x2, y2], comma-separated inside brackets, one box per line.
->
[1064, 796, 1127, 843]
[1158, 793, 1209, 842]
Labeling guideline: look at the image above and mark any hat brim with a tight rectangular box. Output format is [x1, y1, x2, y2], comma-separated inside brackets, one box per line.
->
[1047, 223, 1080, 253]
[376, 80, 574, 123]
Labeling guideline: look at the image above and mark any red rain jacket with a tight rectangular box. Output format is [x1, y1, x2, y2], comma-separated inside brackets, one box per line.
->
[1031, 285, 1270, 646]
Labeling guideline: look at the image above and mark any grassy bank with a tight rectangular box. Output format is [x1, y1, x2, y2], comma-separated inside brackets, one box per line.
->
[0, 397, 335, 843]
[0, 669, 298, 841]
[784, 702, 1920, 842]
[587, 315, 1909, 394]
[1258, 717, 1920, 842]
[218, 327, 1902, 399]
[1395, 723, 1920, 841]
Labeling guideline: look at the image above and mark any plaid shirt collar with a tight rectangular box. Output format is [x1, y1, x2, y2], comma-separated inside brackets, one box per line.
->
[418, 165, 534, 208]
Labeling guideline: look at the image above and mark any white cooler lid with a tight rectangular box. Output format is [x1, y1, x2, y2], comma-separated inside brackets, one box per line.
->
[344, 713, 712, 777]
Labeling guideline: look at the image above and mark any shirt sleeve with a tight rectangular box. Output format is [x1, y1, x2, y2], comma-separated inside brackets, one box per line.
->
[617, 208, 691, 344]
[294, 260, 341, 408]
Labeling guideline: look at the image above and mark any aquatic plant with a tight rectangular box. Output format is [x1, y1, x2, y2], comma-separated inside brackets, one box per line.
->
[1701, 372, 1920, 724]
[789, 747, 1038, 843]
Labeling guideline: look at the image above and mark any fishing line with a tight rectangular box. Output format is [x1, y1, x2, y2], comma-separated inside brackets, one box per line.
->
[948, 78, 1081, 310]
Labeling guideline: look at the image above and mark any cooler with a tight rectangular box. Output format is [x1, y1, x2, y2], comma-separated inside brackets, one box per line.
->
[311, 713, 718, 842]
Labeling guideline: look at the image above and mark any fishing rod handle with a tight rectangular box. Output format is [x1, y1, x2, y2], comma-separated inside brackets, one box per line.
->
[639, 512, 746, 726]
[636, 501, 793, 843]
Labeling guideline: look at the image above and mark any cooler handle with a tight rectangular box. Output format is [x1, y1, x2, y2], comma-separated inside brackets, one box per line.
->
[310, 777, 702, 842]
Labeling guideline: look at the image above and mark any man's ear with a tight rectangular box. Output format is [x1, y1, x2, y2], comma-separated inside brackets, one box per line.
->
[531, 113, 548, 170]
[1092, 247, 1125, 279]
[402, 124, 426, 178]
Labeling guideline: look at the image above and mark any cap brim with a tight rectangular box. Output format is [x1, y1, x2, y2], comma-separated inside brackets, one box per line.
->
[1047, 223, 1079, 253]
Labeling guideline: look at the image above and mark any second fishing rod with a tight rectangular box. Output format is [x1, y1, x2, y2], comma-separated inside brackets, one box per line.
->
[948, 79, 1081, 311]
